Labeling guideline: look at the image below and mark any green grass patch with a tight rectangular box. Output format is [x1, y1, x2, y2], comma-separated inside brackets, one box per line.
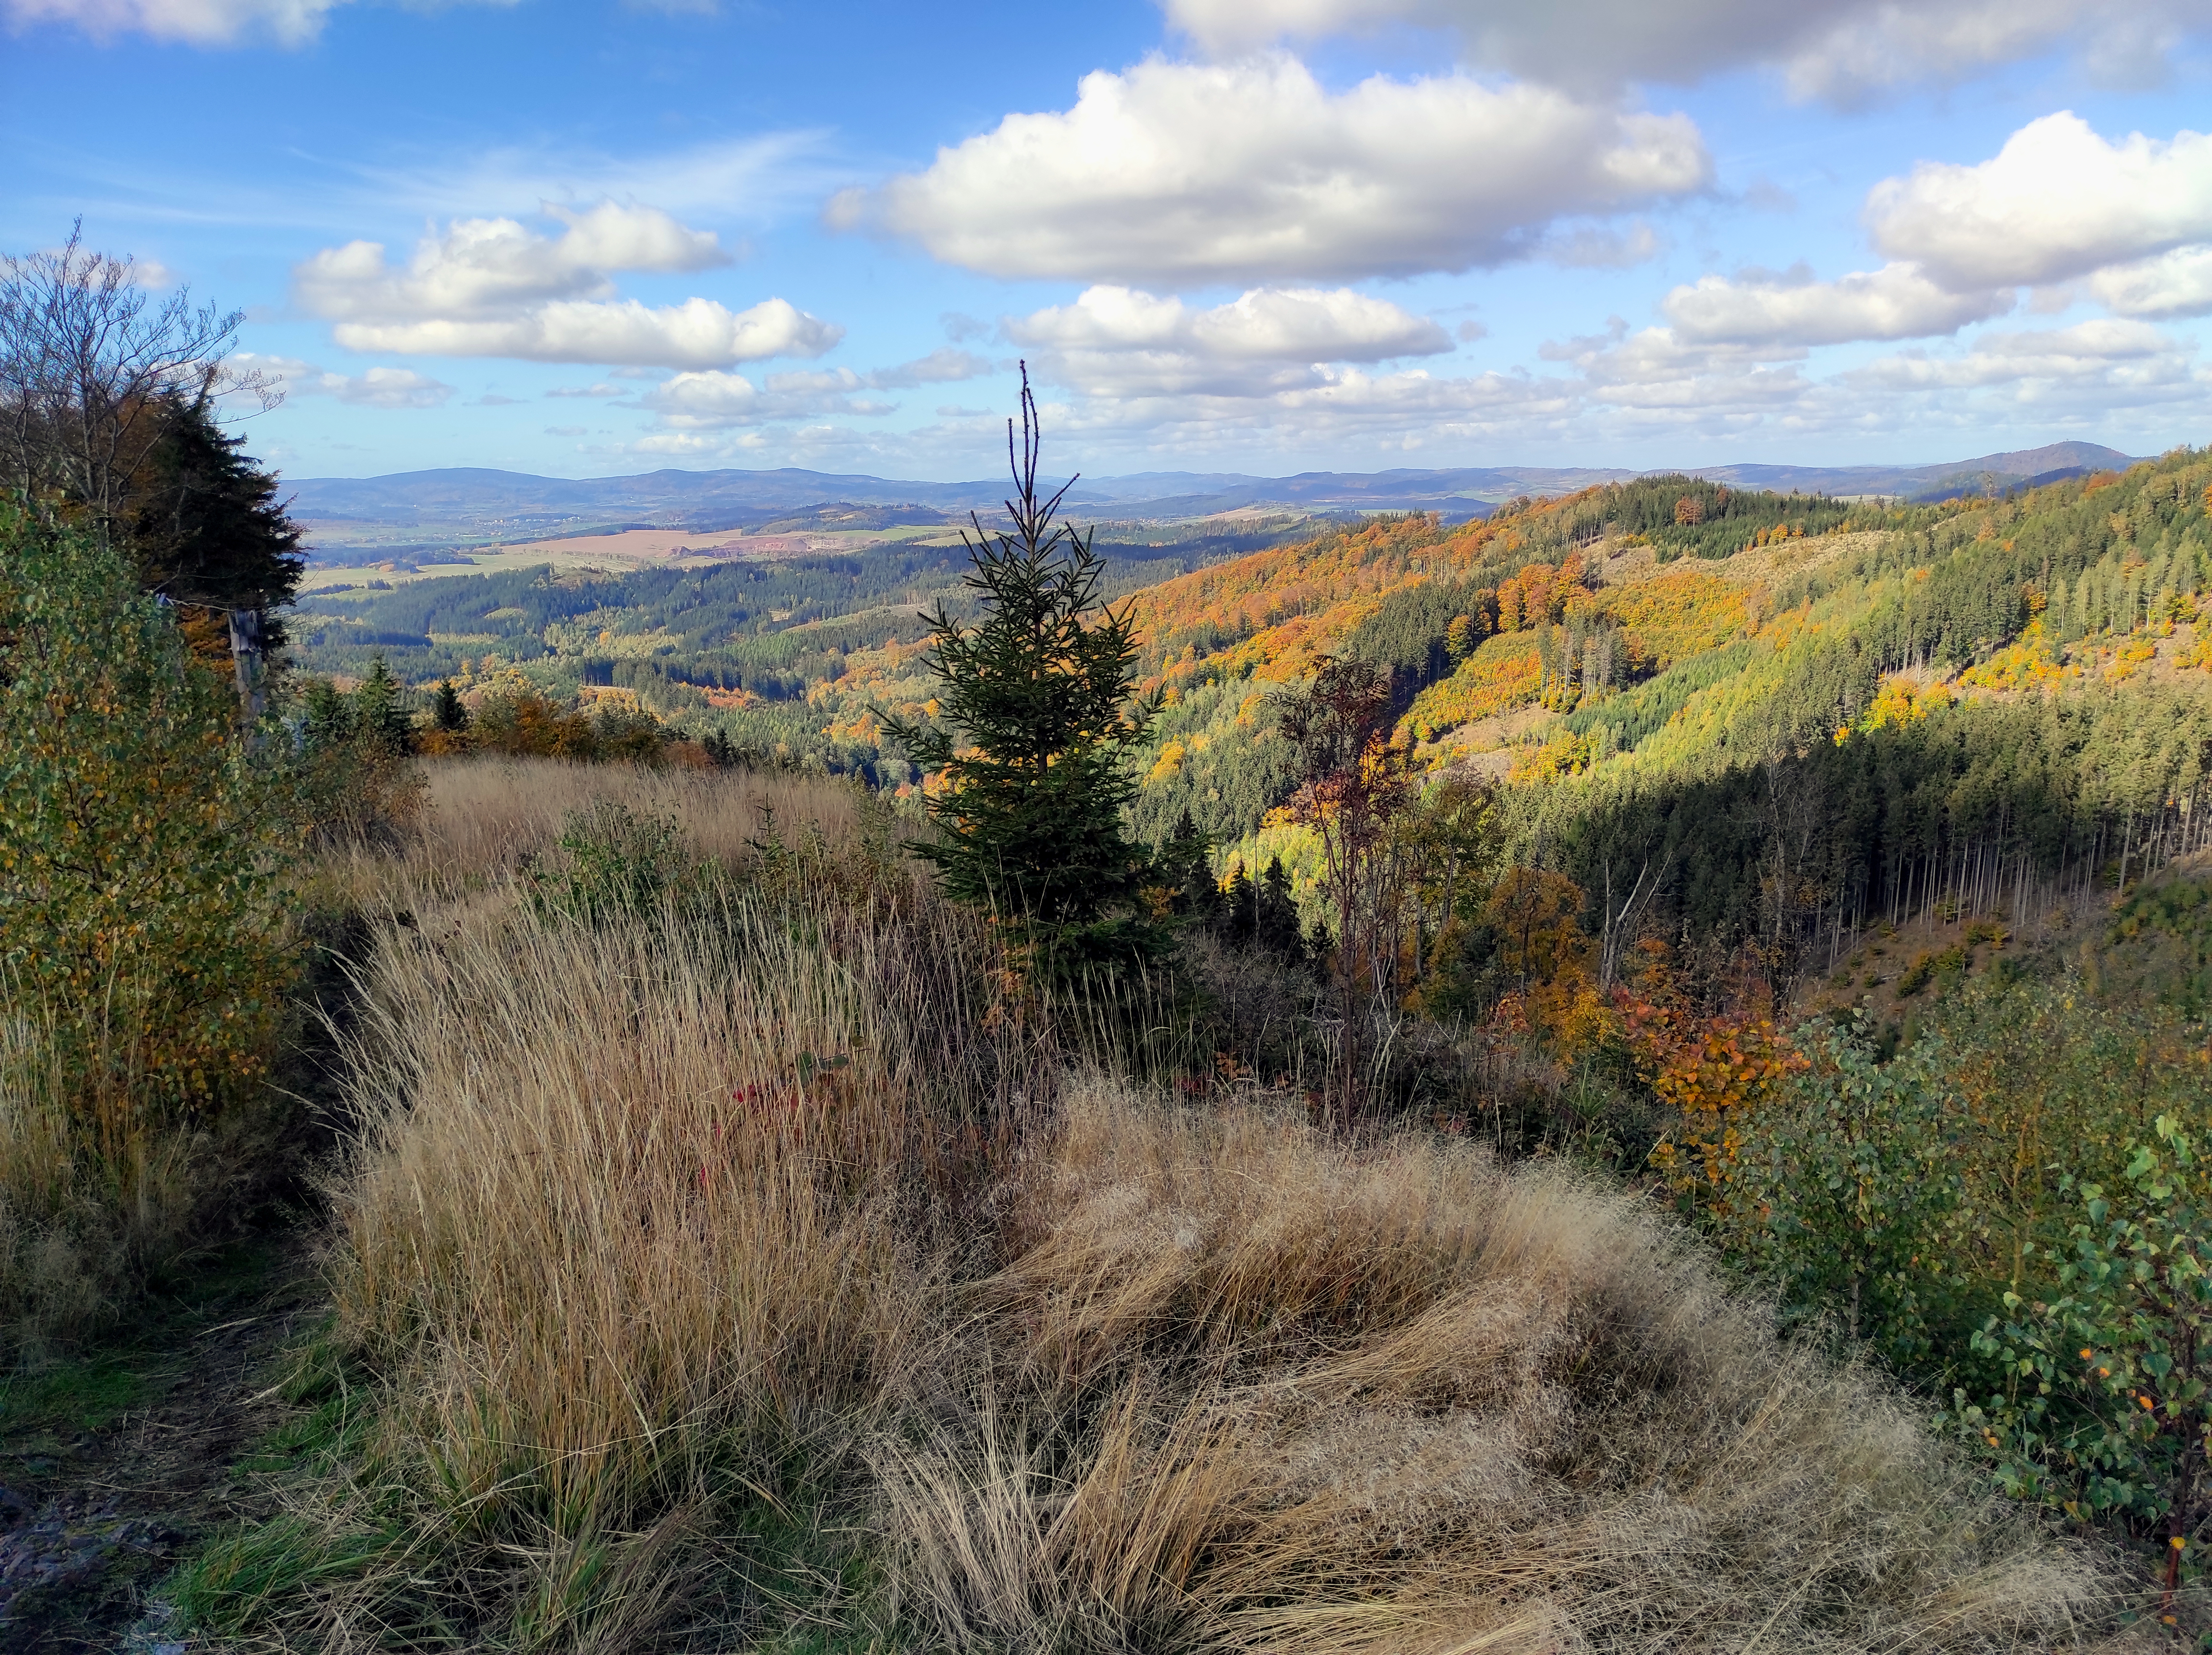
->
[0, 1351, 154, 1440]
[167, 1513, 403, 1638]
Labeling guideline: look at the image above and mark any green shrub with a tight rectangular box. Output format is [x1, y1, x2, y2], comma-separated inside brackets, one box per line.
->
[1958, 1115, 2212, 1563]
[1725, 1021, 1959, 1367]
[523, 800, 706, 925]
[0, 504, 297, 1342]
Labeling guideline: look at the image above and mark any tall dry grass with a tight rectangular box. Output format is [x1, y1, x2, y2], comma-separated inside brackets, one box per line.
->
[199, 768, 2164, 1652]
[389, 756, 869, 889]
[215, 827, 1046, 1647]
[877, 1079, 2156, 1652]
[0, 984, 297, 1359]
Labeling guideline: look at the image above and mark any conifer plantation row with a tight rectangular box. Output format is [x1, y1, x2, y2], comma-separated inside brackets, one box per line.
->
[5, 244, 2212, 1648]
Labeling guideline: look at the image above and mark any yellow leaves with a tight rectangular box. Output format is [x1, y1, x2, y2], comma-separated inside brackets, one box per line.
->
[1145, 740, 1188, 785]
[1506, 731, 1592, 786]
[2107, 637, 2158, 683]
[1858, 673, 1954, 734]
[1401, 638, 1543, 741]
[1961, 620, 2074, 695]
[1625, 996, 1809, 1216]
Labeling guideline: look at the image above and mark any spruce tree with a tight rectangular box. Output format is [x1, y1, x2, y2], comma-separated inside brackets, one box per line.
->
[431, 678, 469, 733]
[353, 654, 412, 755]
[122, 394, 303, 643]
[1223, 859, 1257, 945]
[1259, 855, 1304, 959]
[881, 369, 1163, 973]
[1160, 808, 1221, 921]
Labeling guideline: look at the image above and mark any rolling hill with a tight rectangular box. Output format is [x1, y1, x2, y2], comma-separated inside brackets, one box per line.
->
[285, 444, 2142, 560]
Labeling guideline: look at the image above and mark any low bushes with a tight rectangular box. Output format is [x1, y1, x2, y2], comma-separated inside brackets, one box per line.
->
[0, 507, 300, 1353]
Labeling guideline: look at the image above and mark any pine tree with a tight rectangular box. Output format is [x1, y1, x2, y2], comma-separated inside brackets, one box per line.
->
[431, 678, 469, 733]
[353, 654, 412, 756]
[122, 394, 303, 643]
[881, 370, 1164, 973]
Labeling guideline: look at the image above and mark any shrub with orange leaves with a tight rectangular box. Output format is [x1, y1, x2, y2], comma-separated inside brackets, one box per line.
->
[1625, 994, 1808, 1221]
[1855, 673, 1955, 735]
[2108, 637, 2158, 683]
[1960, 619, 2071, 693]
[1481, 867, 1616, 1059]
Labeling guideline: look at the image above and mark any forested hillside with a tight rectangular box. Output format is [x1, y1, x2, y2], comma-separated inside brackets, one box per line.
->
[1128, 460, 2208, 963]
[297, 453, 2212, 991]
[290, 518, 1315, 776]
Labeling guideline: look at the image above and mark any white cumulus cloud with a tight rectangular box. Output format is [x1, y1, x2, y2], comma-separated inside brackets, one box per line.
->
[328, 296, 838, 370]
[642, 368, 893, 430]
[1540, 322, 1817, 418]
[1867, 112, 2212, 290]
[2089, 246, 2212, 319]
[827, 54, 1708, 285]
[1852, 319, 2196, 395]
[1662, 262, 2014, 347]
[1160, 0, 2211, 105]
[865, 347, 993, 388]
[296, 203, 839, 371]
[1007, 285, 1453, 398]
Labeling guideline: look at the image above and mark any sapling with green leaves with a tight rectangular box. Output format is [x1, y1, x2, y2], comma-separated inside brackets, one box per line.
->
[1958, 1114, 2212, 1609]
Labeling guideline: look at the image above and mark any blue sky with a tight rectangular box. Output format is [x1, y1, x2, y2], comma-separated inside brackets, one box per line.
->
[6, 0, 2212, 480]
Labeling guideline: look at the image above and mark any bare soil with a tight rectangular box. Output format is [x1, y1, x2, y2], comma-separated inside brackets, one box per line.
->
[0, 1234, 327, 1654]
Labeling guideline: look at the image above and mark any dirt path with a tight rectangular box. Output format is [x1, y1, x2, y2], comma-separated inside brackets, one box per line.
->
[0, 1232, 328, 1653]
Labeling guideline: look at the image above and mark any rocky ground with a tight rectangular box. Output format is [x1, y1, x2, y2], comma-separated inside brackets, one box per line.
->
[0, 1236, 324, 1654]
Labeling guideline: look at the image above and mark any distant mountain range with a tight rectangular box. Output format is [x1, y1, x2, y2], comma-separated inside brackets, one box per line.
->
[287, 441, 2145, 562]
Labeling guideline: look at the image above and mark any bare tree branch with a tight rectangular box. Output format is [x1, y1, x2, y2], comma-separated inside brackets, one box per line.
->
[0, 221, 276, 542]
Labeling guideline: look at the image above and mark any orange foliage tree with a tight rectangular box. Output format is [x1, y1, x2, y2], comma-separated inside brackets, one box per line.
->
[1622, 979, 1809, 1221]
[1481, 867, 1613, 1059]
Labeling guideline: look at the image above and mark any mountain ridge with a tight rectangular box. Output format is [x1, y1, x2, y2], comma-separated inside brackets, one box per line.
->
[287, 443, 2148, 559]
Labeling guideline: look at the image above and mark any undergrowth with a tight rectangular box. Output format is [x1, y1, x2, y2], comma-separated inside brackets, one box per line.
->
[167, 770, 2165, 1653]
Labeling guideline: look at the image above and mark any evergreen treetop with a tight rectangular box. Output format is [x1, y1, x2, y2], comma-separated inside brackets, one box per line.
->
[122, 393, 303, 641]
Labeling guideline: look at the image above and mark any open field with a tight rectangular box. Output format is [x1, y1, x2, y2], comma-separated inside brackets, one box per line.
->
[299, 521, 968, 593]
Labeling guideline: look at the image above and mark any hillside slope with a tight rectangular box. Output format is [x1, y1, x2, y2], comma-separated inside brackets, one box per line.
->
[287, 450, 2211, 975]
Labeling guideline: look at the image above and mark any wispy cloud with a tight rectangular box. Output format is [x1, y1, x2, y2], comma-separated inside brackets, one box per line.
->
[5, 0, 518, 47]
[232, 351, 455, 408]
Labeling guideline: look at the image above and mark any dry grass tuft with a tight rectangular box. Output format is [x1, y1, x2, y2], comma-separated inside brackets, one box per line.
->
[236, 842, 1043, 1647]
[874, 1077, 2149, 1654]
[203, 773, 2160, 1651]
[408, 756, 867, 886]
